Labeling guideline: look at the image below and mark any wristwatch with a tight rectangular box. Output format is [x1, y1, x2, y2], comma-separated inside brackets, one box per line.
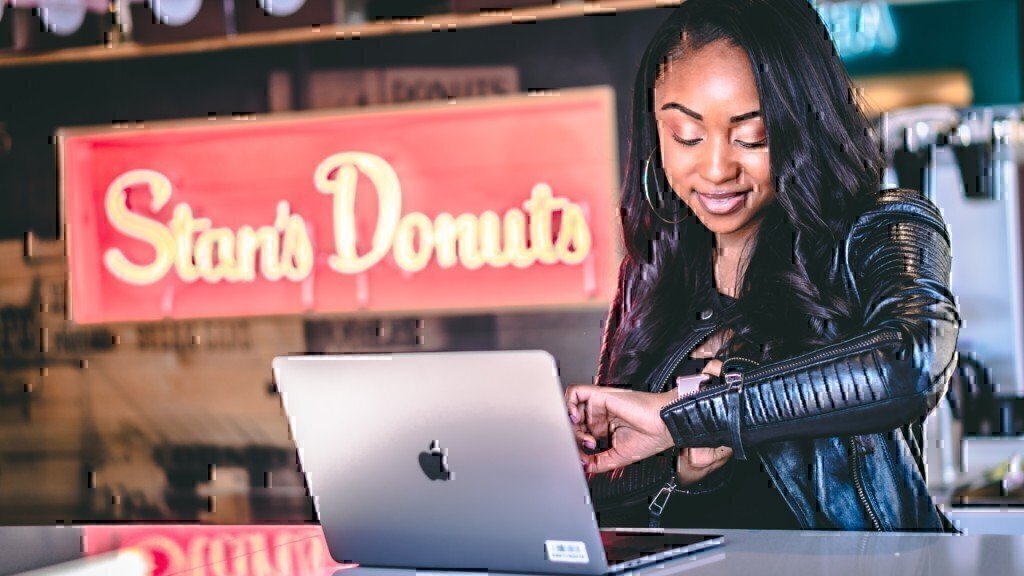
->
[675, 373, 710, 399]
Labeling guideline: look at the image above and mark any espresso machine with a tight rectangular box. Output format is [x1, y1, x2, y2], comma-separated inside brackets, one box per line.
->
[880, 104, 1024, 491]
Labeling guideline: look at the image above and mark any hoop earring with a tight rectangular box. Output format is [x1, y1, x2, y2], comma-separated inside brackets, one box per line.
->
[643, 149, 689, 225]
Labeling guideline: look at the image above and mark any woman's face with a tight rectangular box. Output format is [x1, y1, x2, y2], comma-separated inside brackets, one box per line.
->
[653, 41, 775, 241]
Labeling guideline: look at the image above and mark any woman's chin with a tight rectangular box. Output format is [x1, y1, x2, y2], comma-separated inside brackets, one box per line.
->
[692, 206, 768, 240]
[694, 214, 749, 235]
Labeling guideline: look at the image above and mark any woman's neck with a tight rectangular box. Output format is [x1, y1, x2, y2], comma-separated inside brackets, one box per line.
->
[713, 226, 757, 298]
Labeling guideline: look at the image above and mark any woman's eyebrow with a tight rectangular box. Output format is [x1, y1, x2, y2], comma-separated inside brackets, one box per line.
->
[660, 102, 761, 123]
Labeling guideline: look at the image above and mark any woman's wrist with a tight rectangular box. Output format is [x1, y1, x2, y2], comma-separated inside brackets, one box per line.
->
[660, 389, 680, 405]
[650, 390, 682, 452]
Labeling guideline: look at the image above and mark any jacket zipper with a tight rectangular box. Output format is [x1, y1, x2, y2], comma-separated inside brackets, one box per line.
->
[650, 324, 719, 393]
[647, 478, 678, 528]
[735, 329, 900, 384]
[849, 436, 883, 530]
[671, 356, 761, 401]
[646, 320, 724, 527]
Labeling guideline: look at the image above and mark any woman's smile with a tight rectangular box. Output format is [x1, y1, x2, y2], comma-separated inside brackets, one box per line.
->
[693, 189, 752, 215]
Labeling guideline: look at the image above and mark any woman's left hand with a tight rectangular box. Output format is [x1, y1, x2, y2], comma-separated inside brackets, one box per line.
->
[565, 385, 678, 474]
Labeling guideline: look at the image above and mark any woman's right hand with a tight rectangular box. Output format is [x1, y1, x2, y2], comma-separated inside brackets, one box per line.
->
[564, 385, 678, 474]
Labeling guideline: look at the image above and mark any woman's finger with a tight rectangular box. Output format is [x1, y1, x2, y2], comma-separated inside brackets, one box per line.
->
[567, 399, 581, 425]
[702, 359, 724, 378]
[566, 385, 598, 431]
[565, 384, 594, 410]
[567, 385, 612, 437]
[574, 428, 597, 450]
[565, 384, 582, 424]
[583, 445, 634, 474]
[578, 451, 591, 469]
[583, 393, 610, 433]
[687, 447, 719, 468]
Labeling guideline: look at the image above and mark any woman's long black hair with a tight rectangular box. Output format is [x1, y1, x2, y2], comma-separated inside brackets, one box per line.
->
[599, 0, 886, 387]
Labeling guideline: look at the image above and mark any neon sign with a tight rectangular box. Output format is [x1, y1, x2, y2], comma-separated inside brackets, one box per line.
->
[103, 171, 313, 286]
[61, 87, 619, 324]
[102, 156, 592, 285]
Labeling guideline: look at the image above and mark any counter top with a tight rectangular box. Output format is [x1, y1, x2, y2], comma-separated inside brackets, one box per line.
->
[3, 524, 1023, 576]
[645, 528, 1024, 575]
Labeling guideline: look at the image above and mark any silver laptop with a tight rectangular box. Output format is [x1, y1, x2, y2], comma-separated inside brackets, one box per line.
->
[272, 350, 723, 575]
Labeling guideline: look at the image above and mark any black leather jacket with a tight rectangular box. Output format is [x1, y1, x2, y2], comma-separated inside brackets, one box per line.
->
[622, 189, 960, 531]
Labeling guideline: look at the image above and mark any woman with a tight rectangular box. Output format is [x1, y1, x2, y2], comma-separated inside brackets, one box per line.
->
[565, 0, 960, 531]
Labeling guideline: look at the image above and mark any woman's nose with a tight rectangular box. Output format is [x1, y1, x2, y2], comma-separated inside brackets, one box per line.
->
[698, 136, 740, 184]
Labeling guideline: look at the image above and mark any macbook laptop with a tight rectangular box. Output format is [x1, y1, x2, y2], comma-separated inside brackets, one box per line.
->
[273, 350, 723, 575]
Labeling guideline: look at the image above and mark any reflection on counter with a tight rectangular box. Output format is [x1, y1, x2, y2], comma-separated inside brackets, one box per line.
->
[83, 525, 348, 576]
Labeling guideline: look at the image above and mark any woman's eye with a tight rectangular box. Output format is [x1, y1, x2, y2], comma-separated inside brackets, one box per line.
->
[672, 134, 766, 148]
[737, 138, 768, 149]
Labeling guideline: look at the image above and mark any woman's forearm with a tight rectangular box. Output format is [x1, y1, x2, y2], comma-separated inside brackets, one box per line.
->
[658, 327, 957, 456]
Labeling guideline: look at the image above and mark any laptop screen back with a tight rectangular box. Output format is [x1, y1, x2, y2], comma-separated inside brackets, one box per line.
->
[273, 351, 611, 575]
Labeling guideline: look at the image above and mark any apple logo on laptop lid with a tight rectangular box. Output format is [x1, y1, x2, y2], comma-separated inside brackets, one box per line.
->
[419, 440, 452, 481]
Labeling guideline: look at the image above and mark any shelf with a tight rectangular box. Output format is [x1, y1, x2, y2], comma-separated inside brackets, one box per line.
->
[0, 0, 682, 69]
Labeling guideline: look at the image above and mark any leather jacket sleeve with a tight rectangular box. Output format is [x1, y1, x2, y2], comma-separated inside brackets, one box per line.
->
[659, 189, 961, 460]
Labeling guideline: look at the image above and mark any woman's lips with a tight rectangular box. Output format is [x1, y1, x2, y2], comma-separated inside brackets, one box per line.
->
[695, 190, 750, 215]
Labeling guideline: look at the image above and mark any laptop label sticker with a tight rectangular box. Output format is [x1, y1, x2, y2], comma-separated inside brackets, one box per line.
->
[544, 541, 589, 564]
